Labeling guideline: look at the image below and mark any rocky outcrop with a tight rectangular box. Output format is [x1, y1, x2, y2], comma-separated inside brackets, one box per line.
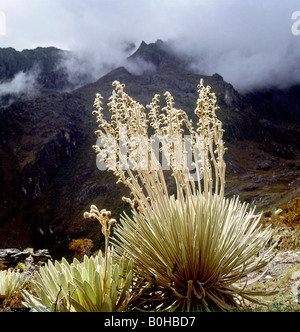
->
[0, 248, 52, 271]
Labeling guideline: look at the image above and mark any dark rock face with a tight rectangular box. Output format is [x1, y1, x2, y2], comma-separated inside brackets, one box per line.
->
[0, 40, 300, 259]
[0, 92, 91, 255]
[0, 94, 87, 201]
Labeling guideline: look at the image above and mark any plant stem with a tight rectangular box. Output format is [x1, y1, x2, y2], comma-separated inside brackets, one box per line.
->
[103, 223, 111, 293]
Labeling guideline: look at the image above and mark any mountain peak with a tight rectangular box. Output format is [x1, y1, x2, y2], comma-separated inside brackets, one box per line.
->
[126, 39, 186, 73]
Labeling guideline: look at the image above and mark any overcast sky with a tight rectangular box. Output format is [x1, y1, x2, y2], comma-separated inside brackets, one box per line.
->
[0, 0, 300, 91]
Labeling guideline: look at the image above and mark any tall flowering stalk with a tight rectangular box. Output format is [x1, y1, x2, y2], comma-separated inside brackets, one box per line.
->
[84, 206, 117, 291]
[91, 80, 276, 311]
[93, 80, 226, 210]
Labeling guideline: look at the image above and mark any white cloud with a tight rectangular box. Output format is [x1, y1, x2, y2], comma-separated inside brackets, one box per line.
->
[122, 56, 157, 76]
[0, 67, 40, 98]
[167, 0, 300, 91]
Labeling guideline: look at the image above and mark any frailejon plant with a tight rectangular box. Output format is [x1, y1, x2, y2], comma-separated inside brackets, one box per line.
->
[22, 249, 134, 312]
[91, 80, 277, 311]
[0, 270, 29, 303]
[23, 208, 135, 312]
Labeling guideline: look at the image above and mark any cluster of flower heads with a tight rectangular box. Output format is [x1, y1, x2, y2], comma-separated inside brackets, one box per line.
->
[84, 206, 117, 238]
[92, 80, 226, 213]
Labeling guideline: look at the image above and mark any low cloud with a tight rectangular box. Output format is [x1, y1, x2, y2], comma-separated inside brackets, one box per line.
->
[165, 0, 300, 92]
[56, 41, 138, 88]
[56, 51, 108, 88]
[122, 56, 157, 76]
[0, 66, 40, 101]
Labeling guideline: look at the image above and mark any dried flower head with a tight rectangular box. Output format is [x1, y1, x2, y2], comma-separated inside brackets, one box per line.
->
[84, 206, 116, 238]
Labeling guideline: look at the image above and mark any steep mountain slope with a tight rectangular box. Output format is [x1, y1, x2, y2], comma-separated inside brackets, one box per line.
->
[0, 40, 299, 258]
